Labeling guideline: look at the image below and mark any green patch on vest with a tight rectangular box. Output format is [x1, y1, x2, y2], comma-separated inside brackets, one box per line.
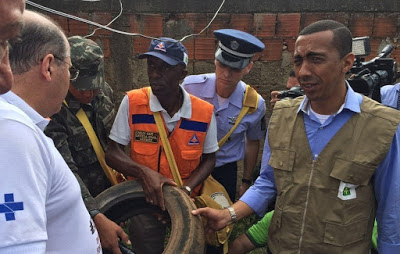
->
[343, 187, 351, 196]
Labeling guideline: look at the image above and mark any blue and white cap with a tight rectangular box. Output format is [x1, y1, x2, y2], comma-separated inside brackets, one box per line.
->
[139, 37, 189, 67]
[214, 29, 265, 69]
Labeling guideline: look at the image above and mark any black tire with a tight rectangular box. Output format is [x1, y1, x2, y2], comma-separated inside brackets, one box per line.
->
[95, 180, 205, 254]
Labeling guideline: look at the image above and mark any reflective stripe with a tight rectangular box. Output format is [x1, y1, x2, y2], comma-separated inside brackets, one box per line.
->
[179, 119, 208, 132]
[132, 114, 155, 124]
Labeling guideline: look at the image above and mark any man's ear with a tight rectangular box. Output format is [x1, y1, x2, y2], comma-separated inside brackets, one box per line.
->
[40, 54, 55, 82]
[243, 61, 253, 75]
[341, 53, 355, 74]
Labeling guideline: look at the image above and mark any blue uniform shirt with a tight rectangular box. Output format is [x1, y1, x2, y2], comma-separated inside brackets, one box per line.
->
[381, 83, 400, 109]
[182, 73, 266, 167]
[241, 84, 400, 253]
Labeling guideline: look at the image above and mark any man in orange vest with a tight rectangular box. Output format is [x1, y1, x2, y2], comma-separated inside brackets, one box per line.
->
[106, 38, 218, 254]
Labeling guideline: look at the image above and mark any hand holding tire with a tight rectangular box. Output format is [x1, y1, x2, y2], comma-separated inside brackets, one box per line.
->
[191, 207, 231, 233]
[139, 166, 177, 210]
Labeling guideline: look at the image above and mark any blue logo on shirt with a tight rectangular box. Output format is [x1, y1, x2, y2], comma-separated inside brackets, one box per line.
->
[0, 193, 24, 221]
[188, 133, 200, 145]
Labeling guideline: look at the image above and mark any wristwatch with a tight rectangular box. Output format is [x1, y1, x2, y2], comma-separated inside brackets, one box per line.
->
[227, 206, 237, 223]
[241, 178, 252, 185]
[182, 185, 192, 195]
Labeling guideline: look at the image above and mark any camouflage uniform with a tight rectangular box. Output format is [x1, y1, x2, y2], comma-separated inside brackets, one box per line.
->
[45, 36, 115, 212]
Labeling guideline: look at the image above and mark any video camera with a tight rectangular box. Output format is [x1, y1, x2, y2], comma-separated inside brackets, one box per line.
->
[347, 36, 398, 102]
[277, 86, 304, 99]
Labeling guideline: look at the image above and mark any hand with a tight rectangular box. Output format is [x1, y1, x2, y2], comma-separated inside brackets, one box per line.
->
[139, 166, 177, 211]
[270, 90, 281, 107]
[238, 183, 250, 198]
[93, 213, 130, 254]
[191, 207, 231, 233]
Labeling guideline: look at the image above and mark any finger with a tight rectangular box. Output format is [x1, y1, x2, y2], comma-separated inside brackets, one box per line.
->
[117, 228, 131, 245]
[191, 207, 208, 216]
[156, 186, 165, 211]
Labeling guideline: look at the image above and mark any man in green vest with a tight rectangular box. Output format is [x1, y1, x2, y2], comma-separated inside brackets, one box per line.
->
[193, 19, 400, 253]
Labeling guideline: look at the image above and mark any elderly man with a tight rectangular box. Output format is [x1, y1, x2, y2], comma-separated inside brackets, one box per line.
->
[44, 36, 129, 254]
[182, 29, 266, 201]
[0, 10, 101, 253]
[193, 20, 400, 253]
[106, 37, 218, 254]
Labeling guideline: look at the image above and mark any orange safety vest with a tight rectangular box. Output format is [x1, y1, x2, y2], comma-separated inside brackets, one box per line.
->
[127, 87, 214, 195]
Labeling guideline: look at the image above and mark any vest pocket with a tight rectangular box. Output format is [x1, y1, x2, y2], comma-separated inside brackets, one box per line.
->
[330, 158, 376, 186]
[269, 149, 295, 191]
[180, 150, 202, 178]
[324, 218, 369, 246]
[133, 142, 158, 155]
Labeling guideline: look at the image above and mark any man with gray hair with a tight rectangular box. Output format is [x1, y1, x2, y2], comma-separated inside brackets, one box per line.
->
[0, 10, 101, 253]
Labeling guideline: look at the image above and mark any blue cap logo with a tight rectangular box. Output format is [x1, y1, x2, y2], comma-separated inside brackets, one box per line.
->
[154, 42, 167, 52]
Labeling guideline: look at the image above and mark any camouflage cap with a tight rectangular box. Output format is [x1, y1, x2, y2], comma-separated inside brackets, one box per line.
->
[68, 36, 104, 90]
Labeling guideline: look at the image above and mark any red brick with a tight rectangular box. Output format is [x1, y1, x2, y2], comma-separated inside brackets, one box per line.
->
[373, 14, 397, 38]
[48, 14, 68, 33]
[261, 38, 283, 61]
[325, 12, 350, 26]
[301, 13, 325, 29]
[132, 37, 152, 55]
[182, 13, 209, 35]
[143, 14, 163, 37]
[277, 13, 301, 37]
[99, 37, 111, 58]
[349, 13, 374, 37]
[230, 14, 254, 33]
[68, 13, 90, 36]
[129, 14, 141, 33]
[194, 37, 216, 60]
[207, 14, 230, 35]
[182, 38, 195, 61]
[90, 12, 113, 36]
[284, 38, 297, 53]
[254, 13, 276, 38]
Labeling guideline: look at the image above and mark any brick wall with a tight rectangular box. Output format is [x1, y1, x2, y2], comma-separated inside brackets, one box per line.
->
[28, 1, 400, 108]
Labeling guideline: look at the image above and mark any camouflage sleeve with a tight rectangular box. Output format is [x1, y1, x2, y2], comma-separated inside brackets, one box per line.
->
[44, 110, 98, 212]
[73, 172, 98, 211]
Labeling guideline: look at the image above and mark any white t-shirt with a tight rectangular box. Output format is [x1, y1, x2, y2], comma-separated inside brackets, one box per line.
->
[0, 92, 101, 254]
[109, 87, 219, 154]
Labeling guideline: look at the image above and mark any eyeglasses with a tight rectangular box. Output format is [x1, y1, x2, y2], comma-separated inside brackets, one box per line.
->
[53, 55, 80, 81]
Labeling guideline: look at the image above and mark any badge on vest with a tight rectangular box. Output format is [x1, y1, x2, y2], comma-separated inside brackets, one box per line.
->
[188, 133, 200, 145]
[134, 130, 159, 143]
[337, 181, 358, 200]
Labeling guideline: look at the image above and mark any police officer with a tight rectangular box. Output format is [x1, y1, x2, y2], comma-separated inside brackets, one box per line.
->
[44, 36, 129, 254]
[183, 29, 266, 201]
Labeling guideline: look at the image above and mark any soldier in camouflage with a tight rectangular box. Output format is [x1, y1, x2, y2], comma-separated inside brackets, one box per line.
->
[44, 36, 129, 254]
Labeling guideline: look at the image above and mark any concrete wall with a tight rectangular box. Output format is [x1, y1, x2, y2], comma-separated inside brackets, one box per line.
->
[28, 0, 400, 112]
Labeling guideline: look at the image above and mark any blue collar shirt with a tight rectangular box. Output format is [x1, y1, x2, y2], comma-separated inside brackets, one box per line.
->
[240, 84, 400, 253]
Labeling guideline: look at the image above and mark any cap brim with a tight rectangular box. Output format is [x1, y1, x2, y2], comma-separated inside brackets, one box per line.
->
[215, 48, 250, 70]
[139, 52, 180, 66]
[71, 73, 103, 90]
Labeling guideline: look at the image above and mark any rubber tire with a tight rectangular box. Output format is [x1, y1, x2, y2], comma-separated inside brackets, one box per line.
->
[95, 180, 205, 254]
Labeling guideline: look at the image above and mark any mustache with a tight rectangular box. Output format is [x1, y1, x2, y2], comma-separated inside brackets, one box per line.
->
[298, 76, 319, 84]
